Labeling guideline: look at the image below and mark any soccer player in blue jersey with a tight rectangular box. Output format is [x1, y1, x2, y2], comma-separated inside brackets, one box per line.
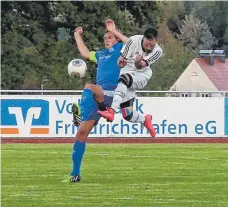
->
[65, 20, 128, 182]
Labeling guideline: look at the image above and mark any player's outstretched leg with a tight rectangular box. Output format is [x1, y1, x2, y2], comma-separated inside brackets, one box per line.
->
[120, 99, 156, 138]
[122, 110, 156, 138]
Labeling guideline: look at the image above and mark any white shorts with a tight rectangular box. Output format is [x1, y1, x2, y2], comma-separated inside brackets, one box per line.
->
[121, 70, 150, 102]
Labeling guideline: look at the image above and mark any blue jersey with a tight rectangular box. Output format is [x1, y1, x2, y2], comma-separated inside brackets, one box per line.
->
[92, 42, 123, 91]
[81, 42, 123, 123]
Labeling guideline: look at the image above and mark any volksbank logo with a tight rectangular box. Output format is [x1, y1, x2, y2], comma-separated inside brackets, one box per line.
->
[0, 99, 49, 135]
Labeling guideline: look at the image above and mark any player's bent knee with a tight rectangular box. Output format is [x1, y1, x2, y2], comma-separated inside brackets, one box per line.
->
[121, 106, 133, 121]
[84, 84, 103, 96]
[84, 84, 95, 90]
[118, 74, 133, 88]
[120, 99, 134, 121]
[122, 113, 133, 121]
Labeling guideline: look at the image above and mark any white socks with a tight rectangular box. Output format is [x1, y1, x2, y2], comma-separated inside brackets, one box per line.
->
[111, 82, 145, 124]
[111, 82, 127, 112]
[128, 110, 145, 124]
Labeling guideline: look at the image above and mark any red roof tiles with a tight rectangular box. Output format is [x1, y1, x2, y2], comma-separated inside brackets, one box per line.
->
[195, 57, 228, 90]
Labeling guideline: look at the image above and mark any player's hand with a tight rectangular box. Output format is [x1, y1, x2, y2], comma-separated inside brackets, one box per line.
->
[135, 54, 143, 62]
[135, 54, 147, 69]
[118, 56, 127, 68]
[74, 27, 83, 37]
[105, 19, 116, 33]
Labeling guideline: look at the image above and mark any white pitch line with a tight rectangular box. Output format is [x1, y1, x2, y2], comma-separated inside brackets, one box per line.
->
[86, 153, 227, 161]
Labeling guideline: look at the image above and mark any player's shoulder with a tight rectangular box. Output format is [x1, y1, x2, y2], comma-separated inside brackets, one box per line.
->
[129, 35, 143, 42]
[153, 43, 163, 53]
[155, 43, 162, 50]
[97, 47, 106, 52]
[96, 43, 123, 56]
[96, 48, 106, 55]
[114, 42, 124, 49]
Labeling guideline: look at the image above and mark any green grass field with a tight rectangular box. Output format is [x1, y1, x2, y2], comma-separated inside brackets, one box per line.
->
[2, 144, 228, 207]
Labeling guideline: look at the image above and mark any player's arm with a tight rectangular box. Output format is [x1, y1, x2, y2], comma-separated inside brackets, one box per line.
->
[135, 48, 163, 69]
[74, 27, 90, 60]
[117, 37, 135, 68]
[143, 48, 163, 67]
[106, 19, 128, 43]
[134, 54, 148, 69]
[117, 56, 127, 68]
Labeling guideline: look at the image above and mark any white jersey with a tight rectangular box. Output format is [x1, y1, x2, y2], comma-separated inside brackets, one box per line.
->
[120, 35, 163, 79]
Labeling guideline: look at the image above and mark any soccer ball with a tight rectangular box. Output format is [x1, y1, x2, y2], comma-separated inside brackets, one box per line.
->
[67, 59, 87, 78]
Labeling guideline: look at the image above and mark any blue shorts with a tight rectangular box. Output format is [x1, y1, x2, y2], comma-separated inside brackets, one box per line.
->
[80, 89, 113, 124]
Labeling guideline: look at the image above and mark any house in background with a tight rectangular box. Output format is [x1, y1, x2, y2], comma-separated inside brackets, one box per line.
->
[169, 50, 228, 97]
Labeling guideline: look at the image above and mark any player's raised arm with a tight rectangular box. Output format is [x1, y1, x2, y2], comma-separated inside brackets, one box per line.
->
[74, 27, 90, 60]
[105, 19, 128, 43]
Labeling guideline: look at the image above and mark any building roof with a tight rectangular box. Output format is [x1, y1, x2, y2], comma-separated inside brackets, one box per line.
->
[195, 57, 228, 90]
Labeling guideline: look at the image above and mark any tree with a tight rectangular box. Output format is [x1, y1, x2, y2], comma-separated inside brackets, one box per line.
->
[223, 27, 228, 55]
[158, 1, 185, 36]
[183, 1, 228, 55]
[177, 14, 216, 50]
[1, 2, 55, 89]
[116, 1, 162, 31]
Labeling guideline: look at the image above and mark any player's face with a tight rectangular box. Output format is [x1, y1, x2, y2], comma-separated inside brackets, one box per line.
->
[142, 37, 157, 53]
[104, 32, 118, 48]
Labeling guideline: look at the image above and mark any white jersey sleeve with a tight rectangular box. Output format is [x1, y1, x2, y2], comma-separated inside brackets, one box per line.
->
[120, 37, 135, 59]
[143, 44, 163, 66]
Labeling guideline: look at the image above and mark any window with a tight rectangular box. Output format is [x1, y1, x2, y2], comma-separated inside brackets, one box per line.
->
[200, 93, 209, 97]
[181, 93, 189, 97]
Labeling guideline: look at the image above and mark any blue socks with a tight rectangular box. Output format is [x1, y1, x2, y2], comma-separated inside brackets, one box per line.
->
[70, 88, 93, 176]
[71, 140, 86, 176]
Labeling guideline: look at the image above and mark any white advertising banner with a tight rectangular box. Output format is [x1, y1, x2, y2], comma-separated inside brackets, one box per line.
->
[1, 95, 227, 137]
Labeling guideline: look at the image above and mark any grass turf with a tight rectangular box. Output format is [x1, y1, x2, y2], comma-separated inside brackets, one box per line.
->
[1, 144, 228, 207]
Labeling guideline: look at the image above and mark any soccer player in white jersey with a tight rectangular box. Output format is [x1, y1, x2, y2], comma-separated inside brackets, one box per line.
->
[98, 28, 163, 138]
